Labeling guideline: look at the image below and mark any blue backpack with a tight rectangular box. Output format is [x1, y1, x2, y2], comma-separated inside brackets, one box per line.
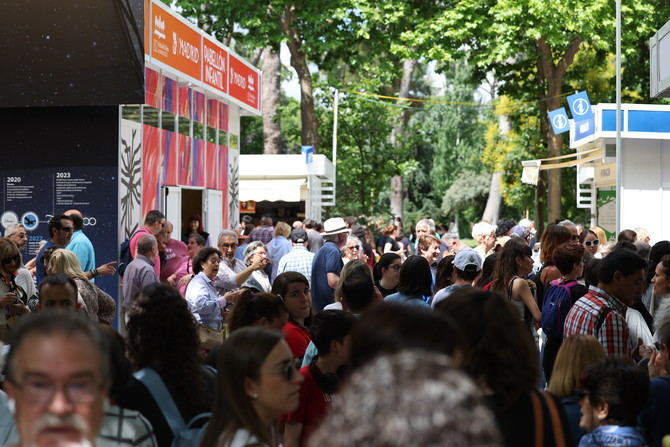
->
[133, 368, 210, 447]
[541, 279, 579, 339]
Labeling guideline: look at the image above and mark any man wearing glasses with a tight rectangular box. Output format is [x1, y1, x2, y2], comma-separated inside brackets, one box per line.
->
[214, 230, 266, 295]
[35, 215, 74, 285]
[4, 311, 110, 447]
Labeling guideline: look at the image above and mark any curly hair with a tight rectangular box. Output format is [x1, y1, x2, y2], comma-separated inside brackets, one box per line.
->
[126, 283, 209, 417]
[435, 288, 538, 408]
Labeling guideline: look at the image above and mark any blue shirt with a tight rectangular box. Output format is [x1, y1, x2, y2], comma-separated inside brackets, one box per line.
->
[66, 230, 96, 273]
[185, 272, 223, 329]
[384, 291, 431, 308]
[578, 426, 646, 447]
[311, 241, 343, 312]
[266, 235, 292, 281]
[640, 376, 670, 447]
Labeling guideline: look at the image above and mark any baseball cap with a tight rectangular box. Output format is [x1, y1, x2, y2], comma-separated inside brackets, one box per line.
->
[453, 248, 482, 272]
[291, 228, 308, 244]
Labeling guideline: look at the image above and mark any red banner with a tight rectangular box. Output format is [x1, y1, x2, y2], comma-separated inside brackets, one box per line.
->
[161, 129, 178, 186]
[192, 139, 205, 187]
[142, 125, 162, 216]
[228, 53, 259, 110]
[206, 142, 217, 189]
[162, 76, 176, 114]
[219, 103, 229, 131]
[177, 86, 190, 118]
[202, 36, 228, 94]
[178, 134, 192, 185]
[149, 1, 201, 81]
[145, 68, 161, 108]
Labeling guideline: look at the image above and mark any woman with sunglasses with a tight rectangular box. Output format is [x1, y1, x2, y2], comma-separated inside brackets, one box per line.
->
[201, 327, 303, 447]
[0, 238, 30, 341]
[373, 253, 401, 297]
[272, 272, 312, 360]
[341, 236, 363, 265]
[579, 229, 600, 257]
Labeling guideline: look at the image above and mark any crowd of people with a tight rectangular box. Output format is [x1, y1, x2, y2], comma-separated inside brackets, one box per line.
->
[1, 210, 670, 447]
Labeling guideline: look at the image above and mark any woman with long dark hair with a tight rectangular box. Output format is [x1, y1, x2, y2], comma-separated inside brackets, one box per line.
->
[182, 215, 210, 245]
[435, 288, 570, 446]
[120, 283, 214, 446]
[383, 255, 432, 308]
[373, 253, 402, 297]
[491, 239, 541, 327]
[200, 327, 303, 447]
[227, 289, 288, 333]
[272, 272, 312, 359]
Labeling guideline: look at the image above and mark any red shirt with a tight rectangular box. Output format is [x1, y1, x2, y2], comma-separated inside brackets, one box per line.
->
[285, 365, 332, 447]
[283, 321, 311, 359]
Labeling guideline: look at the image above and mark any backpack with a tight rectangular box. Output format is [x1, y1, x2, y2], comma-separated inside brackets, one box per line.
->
[541, 279, 579, 339]
[119, 228, 150, 277]
[133, 368, 210, 447]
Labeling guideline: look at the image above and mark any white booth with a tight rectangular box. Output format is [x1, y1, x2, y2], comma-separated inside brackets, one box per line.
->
[239, 154, 335, 223]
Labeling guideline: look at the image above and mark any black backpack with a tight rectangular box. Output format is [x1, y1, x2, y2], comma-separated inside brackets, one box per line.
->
[118, 228, 150, 277]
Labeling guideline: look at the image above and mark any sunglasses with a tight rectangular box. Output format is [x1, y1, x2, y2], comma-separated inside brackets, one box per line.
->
[584, 240, 599, 247]
[60, 226, 74, 232]
[1, 255, 20, 265]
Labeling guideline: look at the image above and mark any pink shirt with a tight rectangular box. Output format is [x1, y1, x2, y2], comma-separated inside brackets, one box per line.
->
[161, 238, 188, 281]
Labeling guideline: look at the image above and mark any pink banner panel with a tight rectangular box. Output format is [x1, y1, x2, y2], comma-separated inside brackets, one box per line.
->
[177, 86, 191, 119]
[145, 68, 161, 108]
[161, 129, 178, 186]
[162, 76, 176, 114]
[142, 125, 162, 216]
[192, 91, 205, 123]
[207, 99, 218, 129]
[206, 142, 217, 189]
[221, 146, 229, 227]
[192, 139, 205, 187]
[178, 134, 192, 185]
[219, 103, 229, 132]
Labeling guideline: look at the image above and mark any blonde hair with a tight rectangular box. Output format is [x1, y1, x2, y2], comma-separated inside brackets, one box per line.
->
[274, 221, 291, 238]
[589, 226, 608, 246]
[547, 335, 606, 398]
[47, 249, 88, 280]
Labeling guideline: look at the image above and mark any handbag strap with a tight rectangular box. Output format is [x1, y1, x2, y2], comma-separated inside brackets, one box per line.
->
[540, 391, 567, 447]
[133, 368, 186, 434]
[530, 390, 544, 447]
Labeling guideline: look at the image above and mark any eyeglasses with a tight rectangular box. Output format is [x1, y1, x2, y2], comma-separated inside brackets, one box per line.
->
[1, 255, 20, 265]
[584, 240, 599, 247]
[60, 227, 74, 233]
[207, 257, 220, 264]
[11, 378, 102, 405]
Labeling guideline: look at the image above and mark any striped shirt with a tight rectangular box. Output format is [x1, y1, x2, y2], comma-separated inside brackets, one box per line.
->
[563, 286, 630, 357]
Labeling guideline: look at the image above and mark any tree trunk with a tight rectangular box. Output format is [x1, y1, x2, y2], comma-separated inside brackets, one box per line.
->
[280, 4, 319, 149]
[390, 59, 417, 225]
[535, 37, 582, 224]
[482, 172, 503, 223]
[260, 44, 283, 154]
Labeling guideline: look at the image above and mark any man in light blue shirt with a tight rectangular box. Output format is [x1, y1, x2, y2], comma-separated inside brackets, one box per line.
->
[65, 210, 96, 275]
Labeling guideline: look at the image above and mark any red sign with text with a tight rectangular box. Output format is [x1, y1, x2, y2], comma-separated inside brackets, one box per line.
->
[202, 36, 228, 94]
[228, 53, 259, 111]
[150, 1, 201, 80]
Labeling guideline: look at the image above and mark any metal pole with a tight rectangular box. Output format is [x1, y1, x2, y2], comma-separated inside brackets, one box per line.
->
[615, 0, 622, 234]
[332, 89, 339, 205]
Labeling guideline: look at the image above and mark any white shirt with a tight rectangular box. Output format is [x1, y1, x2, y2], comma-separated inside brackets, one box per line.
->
[185, 272, 223, 329]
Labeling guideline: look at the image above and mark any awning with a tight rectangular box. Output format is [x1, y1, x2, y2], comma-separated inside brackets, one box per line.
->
[239, 179, 307, 202]
[521, 148, 603, 185]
